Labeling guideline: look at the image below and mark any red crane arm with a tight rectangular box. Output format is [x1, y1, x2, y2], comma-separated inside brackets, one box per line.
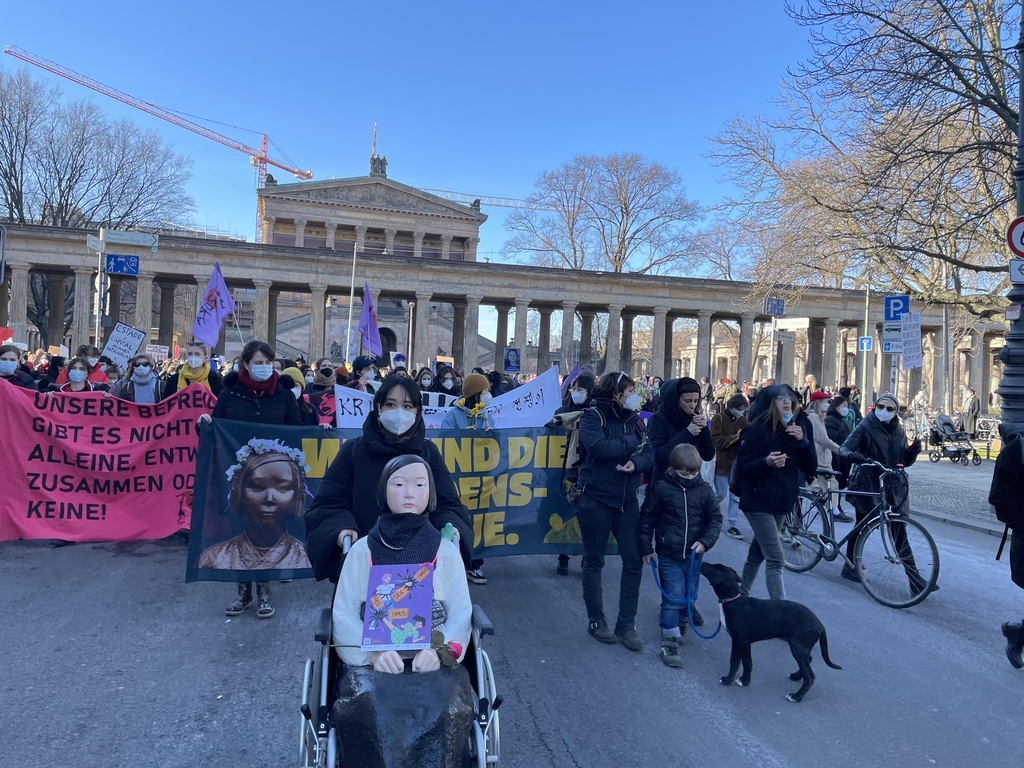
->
[3, 45, 312, 179]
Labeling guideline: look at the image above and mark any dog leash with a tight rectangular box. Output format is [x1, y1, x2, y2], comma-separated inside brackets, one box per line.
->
[648, 554, 722, 640]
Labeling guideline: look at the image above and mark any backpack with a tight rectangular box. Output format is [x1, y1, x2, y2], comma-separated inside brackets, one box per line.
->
[550, 408, 604, 504]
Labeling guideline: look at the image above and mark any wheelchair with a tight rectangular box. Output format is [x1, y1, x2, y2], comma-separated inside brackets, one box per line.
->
[299, 603, 501, 767]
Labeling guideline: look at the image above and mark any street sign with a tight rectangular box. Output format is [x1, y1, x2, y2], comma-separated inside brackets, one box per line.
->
[882, 320, 903, 352]
[105, 254, 140, 276]
[901, 312, 922, 369]
[884, 295, 911, 322]
[1010, 259, 1024, 285]
[1007, 215, 1024, 257]
[764, 297, 785, 317]
[775, 316, 810, 331]
[87, 234, 102, 252]
[858, 336, 873, 352]
[101, 228, 159, 251]
[777, 331, 796, 343]
[881, 340, 903, 353]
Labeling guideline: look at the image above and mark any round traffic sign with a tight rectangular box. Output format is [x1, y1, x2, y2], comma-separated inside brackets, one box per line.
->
[1007, 216, 1024, 257]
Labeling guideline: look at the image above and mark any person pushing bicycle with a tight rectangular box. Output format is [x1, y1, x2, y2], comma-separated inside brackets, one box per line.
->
[838, 392, 931, 594]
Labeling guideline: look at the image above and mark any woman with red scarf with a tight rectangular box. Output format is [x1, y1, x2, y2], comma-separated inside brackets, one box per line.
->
[205, 340, 302, 618]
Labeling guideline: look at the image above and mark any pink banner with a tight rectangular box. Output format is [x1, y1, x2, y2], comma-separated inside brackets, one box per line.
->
[0, 379, 215, 542]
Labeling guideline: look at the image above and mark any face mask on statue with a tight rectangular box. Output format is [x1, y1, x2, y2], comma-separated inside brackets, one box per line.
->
[380, 408, 416, 435]
[571, 390, 588, 405]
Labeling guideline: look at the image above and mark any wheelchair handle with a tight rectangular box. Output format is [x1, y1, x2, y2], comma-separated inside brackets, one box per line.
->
[342, 535, 352, 555]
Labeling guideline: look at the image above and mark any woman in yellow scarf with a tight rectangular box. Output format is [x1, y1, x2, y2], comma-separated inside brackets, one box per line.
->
[166, 341, 224, 398]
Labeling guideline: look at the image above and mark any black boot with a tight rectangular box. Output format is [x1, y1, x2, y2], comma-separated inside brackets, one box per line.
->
[226, 583, 253, 616]
[1002, 621, 1024, 669]
[556, 554, 569, 576]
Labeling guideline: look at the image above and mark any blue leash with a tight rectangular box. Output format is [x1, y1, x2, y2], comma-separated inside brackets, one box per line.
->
[648, 553, 722, 640]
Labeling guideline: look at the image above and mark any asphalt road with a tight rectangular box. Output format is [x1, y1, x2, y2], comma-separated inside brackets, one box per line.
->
[2, 515, 1023, 768]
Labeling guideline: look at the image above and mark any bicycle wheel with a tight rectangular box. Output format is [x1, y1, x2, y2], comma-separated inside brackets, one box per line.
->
[782, 498, 825, 573]
[854, 515, 939, 609]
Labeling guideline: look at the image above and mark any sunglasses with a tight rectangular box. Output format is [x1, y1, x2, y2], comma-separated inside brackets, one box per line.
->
[875, 404, 897, 413]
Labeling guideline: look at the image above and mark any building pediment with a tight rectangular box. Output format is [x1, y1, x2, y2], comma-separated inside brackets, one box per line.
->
[259, 178, 487, 222]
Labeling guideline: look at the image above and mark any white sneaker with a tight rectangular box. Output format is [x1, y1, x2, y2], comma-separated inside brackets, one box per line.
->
[467, 569, 488, 585]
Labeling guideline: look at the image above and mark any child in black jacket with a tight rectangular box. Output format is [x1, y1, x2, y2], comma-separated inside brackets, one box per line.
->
[639, 444, 722, 668]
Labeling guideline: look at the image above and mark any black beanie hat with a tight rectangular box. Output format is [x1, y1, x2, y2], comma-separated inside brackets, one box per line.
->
[677, 377, 701, 395]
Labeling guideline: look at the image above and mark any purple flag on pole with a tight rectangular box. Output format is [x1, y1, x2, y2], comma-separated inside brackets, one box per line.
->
[191, 263, 236, 347]
[358, 282, 383, 357]
[561, 362, 581, 396]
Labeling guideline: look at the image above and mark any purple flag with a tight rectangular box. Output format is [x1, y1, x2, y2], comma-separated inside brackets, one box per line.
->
[191, 263, 236, 347]
[358, 282, 383, 357]
[561, 362, 581, 396]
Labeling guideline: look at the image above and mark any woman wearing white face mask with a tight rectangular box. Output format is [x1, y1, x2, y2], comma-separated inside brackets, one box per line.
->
[431, 365, 461, 397]
[439, 373, 494, 433]
[111, 353, 165, 402]
[839, 393, 928, 591]
[163, 341, 223, 398]
[347, 355, 379, 394]
[304, 376, 474, 588]
[415, 367, 434, 392]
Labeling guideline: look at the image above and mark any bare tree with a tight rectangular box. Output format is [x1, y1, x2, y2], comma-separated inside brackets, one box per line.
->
[0, 69, 58, 222]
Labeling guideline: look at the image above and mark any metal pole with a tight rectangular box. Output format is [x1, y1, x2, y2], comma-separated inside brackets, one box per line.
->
[407, 302, 415, 364]
[997, 13, 1024, 430]
[860, 284, 870, 397]
[344, 241, 358, 366]
[94, 236, 105, 345]
[942, 261, 951, 414]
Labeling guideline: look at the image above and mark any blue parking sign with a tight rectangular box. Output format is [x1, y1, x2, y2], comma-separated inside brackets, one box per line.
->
[884, 295, 910, 321]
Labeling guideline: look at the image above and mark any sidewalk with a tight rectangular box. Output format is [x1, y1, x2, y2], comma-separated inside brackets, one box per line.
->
[904, 459, 1002, 537]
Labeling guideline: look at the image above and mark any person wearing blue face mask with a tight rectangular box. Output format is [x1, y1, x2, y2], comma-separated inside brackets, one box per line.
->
[0, 344, 38, 390]
[57, 356, 110, 393]
[732, 385, 817, 600]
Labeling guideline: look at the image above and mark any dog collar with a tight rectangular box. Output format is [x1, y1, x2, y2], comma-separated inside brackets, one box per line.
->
[719, 594, 742, 604]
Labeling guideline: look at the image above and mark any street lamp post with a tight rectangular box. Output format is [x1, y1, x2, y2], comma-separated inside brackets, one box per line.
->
[998, 15, 1024, 429]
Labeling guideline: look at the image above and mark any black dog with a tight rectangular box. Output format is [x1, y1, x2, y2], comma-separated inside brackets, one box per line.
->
[700, 562, 841, 702]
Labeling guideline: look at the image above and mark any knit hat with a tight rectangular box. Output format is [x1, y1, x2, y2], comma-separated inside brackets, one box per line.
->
[462, 373, 490, 399]
[677, 377, 701, 395]
[809, 391, 831, 402]
[281, 367, 304, 387]
[875, 392, 899, 410]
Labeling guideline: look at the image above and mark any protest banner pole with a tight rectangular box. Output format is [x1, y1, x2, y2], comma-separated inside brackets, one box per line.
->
[94, 233, 104, 345]
[344, 241, 358, 366]
[230, 310, 244, 344]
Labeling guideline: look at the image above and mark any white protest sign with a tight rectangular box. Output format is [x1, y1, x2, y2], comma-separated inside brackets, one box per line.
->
[421, 391, 460, 408]
[900, 312, 922, 370]
[101, 322, 147, 369]
[146, 344, 170, 362]
[334, 385, 376, 426]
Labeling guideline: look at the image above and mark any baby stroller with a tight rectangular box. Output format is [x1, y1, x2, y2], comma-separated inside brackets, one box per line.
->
[928, 414, 982, 466]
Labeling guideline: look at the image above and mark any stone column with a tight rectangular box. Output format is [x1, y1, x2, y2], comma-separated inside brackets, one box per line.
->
[605, 304, 623, 372]
[695, 310, 713, 382]
[620, 312, 635, 375]
[251, 280, 272, 342]
[268, 289, 280, 350]
[441, 234, 452, 260]
[463, 295, 482, 373]
[779, 336, 796, 386]
[294, 219, 306, 248]
[308, 284, 327, 360]
[451, 300, 466, 370]
[157, 281, 176, 349]
[738, 311, 755, 384]
[579, 311, 595, 366]
[180, 279, 199, 346]
[134, 273, 154, 344]
[465, 237, 479, 262]
[413, 230, 425, 258]
[808, 322, 824, 382]
[537, 308, 553, 373]
[823, 319, 840, 390]
[664, 315, 676, 378]
[494, 304, 510, 370]
[325, 221, 337, 250]
[107, 277, 124, 329]
[8, 264, 31, 344]
[0, 270, 9, 328]
[651, 307, 669, 379]
[966, 330, 985, 396]
[384, 228, 397, 254]
[71, 267, 93, 350]
[413, 291, 432, 366]
[560, 301, 578, 373]
[47, 275, 67, 348]
[263, 216, 276, 244]
[982, 335, 995, 411]
[513, 299, 530, 353]
[355, 225, 367, 252]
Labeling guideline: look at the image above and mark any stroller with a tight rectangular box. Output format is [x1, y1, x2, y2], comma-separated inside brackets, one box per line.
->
[928, 414, 982, 466]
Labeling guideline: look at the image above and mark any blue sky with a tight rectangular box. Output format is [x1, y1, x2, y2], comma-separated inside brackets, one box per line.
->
[3, 0, 812, 260]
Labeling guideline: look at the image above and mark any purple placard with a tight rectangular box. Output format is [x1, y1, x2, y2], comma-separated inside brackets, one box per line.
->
[361, 562, 435, 652]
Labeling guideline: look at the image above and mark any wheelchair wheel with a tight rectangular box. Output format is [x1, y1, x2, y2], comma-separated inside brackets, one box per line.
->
[972, 451, 982, 466]
[480, 648, 500, 766]
[928, 450, 941, 463]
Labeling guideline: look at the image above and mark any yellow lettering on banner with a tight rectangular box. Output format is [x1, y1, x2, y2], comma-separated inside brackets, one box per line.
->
[548, 435, 567, 469]
[459, 477, 481, 510]
[389, 608, 409, 619]
[473, 511, 484, 548]
[430, 437, 444, 453]
[303, 438, 339, 479]
[484, 511, 506, 546]
[508, 472, 532, 507]
[480, 474, 508, 508]
[508, 437, 535, 469]
[474, 438, 500, 472]
[536, 436, 548, 468]
[445, 437, 474, 474]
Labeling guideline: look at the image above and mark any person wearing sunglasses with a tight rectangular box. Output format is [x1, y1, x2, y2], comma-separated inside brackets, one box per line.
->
[110, 353, 165, 402]
[839, 393, 927, 590]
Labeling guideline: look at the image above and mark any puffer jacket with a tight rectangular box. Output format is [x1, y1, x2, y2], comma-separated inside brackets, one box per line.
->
[638, 470, 722, 561]
[578, 398, 655, 509]
[710, 408, 746, 476]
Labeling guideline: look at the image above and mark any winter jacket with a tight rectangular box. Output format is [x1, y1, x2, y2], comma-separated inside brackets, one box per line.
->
[733, 387, 818, 518]
[209, 373, 302, 426]
[825, 410, 852, 476]
[989, 434, 1024, 533]
[648, 378, 716, 478]
[0, 370, 37, 390]
[710, 409, 747, 476]
[111, 376, 166, 402]
[638, 470, 722, 561]
[162, 367, 223, 398]
[303, 414, 473, 582]
[839, 411, 921, 515]
[55, 362, 108, 386]
[577, 398, 655, 509]
[807, 410, 841, 469]
[440, 403, 494, 431]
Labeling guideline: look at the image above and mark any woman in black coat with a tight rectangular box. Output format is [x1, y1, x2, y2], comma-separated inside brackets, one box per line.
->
[201, 340, 303, 619]
[550, 373, 596, 575]
[304, 376, 473, 584]
[733, 385, 817, 600]
[647, 377, 716, 478]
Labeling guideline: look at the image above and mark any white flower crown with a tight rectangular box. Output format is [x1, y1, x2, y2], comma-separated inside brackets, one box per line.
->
[225, 438, 311, 482]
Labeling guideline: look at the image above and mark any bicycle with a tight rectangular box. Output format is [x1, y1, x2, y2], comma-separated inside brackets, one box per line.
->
[780, 464, 940, 609]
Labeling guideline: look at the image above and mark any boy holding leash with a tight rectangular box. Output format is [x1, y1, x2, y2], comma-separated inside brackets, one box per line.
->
[639, 444, 723, 668]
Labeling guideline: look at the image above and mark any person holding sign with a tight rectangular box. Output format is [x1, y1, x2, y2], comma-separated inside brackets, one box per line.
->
[163, 341, 223, 398]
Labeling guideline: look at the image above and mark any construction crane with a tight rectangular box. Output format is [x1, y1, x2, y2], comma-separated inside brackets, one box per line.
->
[417, 188, 551, 211]
[3, 45, 313, 243]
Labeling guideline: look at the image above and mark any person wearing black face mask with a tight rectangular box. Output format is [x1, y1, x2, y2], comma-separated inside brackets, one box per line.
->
[306, 357, 337, 395]
[839, 393, 927, 591]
